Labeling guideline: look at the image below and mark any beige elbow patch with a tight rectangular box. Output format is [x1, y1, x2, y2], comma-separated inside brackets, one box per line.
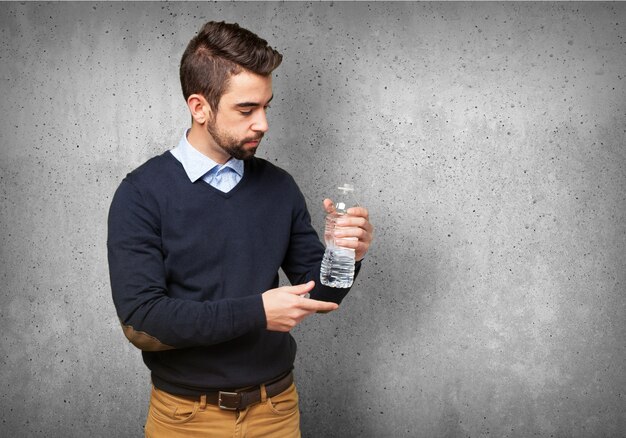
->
[120, 321, 175, 351]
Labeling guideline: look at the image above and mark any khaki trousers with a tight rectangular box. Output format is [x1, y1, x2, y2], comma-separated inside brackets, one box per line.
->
[145, 382, 301, 438]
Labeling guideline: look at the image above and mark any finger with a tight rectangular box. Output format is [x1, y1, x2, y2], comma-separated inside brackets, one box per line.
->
[323, 198, 336, 214]
[334, 235, 370, 255]
[334, 226, 367, 240]
[335, 238, 361, 250]
[298, 298, 339, 312]
[286, 280, 315, 295]
[346, 206, 369, 220]
[336, 216, 372, 232]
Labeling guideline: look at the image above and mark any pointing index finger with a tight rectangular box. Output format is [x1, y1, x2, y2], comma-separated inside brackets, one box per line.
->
[298, 297, 339, 312]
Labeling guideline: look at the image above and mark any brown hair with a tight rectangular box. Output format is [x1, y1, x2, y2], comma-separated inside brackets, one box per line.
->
[180, 21, 283, 113]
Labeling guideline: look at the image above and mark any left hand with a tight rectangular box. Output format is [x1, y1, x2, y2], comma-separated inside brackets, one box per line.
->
[323, 199, 374, 262]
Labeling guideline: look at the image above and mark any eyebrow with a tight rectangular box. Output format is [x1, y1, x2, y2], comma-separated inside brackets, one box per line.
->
[235, 95, 274, 108]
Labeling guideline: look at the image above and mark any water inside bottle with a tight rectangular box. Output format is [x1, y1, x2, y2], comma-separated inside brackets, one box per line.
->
[320, 184, 357, 288]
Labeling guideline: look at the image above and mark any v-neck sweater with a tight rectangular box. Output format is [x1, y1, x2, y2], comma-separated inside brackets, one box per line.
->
[107, 151, 360, 394]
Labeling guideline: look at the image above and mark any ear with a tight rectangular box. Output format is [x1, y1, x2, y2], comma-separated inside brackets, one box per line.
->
[187, 94, 212, 124]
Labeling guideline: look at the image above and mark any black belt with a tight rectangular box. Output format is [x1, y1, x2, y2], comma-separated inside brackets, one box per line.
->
[179, 372, 293, 411]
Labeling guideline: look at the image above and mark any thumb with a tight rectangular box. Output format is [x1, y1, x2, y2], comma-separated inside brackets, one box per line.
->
[287, 281, 315, 296]
[323, 198, 335, 214]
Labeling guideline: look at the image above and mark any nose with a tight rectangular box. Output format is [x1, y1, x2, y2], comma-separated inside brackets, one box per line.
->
[251, 109, 269, 133]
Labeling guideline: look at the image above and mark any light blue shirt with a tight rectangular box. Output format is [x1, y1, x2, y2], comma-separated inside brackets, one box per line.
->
[170, 130, 244, 193]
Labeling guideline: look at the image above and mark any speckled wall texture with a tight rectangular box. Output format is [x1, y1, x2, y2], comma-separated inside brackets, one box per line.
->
[1, 2, 624, 437]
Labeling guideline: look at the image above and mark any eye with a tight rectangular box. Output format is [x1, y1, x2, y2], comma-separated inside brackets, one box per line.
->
[240, 110, 253, 116]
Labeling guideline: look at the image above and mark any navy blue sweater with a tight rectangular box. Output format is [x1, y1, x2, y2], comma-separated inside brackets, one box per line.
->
[107, 152, 359, 395]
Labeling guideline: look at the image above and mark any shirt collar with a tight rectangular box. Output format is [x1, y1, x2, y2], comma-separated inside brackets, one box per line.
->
[171, 130, 244, 183]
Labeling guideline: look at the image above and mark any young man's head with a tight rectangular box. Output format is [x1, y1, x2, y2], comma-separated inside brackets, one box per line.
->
[180, 21, 283, 163]
[180, 21, 282, 114]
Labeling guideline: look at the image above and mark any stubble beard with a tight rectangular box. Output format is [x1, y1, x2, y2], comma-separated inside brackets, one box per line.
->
[206, 121, 262, 161]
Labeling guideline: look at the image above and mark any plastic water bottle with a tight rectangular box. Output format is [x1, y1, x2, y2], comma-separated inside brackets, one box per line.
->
[320, 184, 356, 288]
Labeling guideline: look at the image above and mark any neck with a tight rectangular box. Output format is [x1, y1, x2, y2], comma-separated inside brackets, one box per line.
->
[187, 123, 230, 165]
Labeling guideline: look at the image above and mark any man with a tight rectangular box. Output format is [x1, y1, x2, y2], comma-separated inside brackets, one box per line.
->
[107, 21, 373, 437]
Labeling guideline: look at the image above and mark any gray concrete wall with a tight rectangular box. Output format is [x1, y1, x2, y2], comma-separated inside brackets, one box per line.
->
[1, 2, 624, 437]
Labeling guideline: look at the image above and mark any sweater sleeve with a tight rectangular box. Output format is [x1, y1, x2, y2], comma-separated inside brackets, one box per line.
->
[280, 181, 361, 304]
[107, 179, 267, 351]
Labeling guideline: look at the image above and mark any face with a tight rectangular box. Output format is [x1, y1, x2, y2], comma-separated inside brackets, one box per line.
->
[207, 71, 273, 161]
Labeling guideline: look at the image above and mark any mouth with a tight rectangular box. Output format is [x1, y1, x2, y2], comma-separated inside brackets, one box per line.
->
[244, 136, 262, 147]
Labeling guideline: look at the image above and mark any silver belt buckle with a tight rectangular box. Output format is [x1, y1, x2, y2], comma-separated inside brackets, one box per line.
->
[218, 391, 240, 410]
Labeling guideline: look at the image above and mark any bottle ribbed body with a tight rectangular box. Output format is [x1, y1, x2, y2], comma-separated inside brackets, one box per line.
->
[320, 210, 356, 288]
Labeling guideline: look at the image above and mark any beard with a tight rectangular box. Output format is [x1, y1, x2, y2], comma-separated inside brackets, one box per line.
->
[206, 121, 263, 161]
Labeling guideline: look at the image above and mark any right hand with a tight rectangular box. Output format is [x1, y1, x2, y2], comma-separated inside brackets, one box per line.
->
[262, 281, 339, 332]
